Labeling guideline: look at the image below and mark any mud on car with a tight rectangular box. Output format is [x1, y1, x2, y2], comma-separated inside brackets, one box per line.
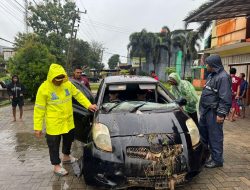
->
[71, 76, 208, 190]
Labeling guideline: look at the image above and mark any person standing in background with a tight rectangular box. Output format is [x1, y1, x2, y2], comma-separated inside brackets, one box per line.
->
[228, 68, 241, 122]
[151, 71, 159, 81]
[72, 65, 91, 90]
[7, 75, 25, 122]
[239, 73, 248, 118]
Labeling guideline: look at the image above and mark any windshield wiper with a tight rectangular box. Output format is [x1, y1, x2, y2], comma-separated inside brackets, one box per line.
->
[129, 102, 147, 113]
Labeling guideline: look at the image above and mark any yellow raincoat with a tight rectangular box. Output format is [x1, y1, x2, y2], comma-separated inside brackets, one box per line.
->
[34, 63, 91, 135]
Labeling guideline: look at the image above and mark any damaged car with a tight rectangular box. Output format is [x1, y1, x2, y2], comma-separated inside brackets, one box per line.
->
[72, 76, 209, 190]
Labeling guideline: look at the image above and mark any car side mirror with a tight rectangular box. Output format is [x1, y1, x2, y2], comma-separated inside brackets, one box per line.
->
[175, 98, 187, 107]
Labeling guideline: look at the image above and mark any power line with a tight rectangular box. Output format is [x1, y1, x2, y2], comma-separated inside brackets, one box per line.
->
[82, 21, 131, 35]
[0, 2, 24, 24]
[81, 17, 133, 32]
[0, 37, 15, 44]
[79, 24, 95, 42]
[103, 51, 129, 59]
[76, 0, 100, 39]
[13, 0, 27, 11]
[6, 0, 24, 14]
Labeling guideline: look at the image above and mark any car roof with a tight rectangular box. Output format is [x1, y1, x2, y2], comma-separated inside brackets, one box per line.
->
[104, 75, 158, 84]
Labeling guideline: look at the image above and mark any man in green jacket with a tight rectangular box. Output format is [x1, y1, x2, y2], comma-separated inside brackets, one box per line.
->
[168, 72, 199, 125]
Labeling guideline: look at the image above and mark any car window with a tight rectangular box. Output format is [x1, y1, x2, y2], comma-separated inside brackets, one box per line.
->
[102, 83, 156, 103]
[95, 79, 104, 104]
[101, 82, 178, 113]
[157, 84, 173, 103]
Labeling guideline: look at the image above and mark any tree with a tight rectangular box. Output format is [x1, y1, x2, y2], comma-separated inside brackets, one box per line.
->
[88, 41, 104, 71]
[171, 30, 201, 79]
[71, 39, 91, 69]
[108, 54, 120, 69]
[27, 0, 79, 64]
[8, 38, 56, 100]
[14, 33, 41, 50]
[128, 29, 147, 72]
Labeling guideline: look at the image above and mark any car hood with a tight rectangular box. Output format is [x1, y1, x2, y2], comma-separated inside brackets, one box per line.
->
[96, 111, 188, 137]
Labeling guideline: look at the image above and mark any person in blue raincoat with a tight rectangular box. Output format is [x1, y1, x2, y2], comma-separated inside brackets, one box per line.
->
[199, 55, 232, 168]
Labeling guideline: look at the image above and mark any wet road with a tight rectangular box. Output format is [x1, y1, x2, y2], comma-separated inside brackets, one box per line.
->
[0, 104, 250, 190]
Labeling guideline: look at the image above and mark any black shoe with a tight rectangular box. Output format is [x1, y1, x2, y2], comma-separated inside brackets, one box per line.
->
[205, 160, 223, 168]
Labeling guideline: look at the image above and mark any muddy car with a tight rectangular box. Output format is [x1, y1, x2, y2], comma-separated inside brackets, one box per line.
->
[72, 76, 208, 190]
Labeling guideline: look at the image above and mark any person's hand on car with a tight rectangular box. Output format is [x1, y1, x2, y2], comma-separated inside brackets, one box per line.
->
[88, 104, 98, 112]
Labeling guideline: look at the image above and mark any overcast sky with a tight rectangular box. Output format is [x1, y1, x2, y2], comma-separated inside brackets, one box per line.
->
[0, 0, 208, 66]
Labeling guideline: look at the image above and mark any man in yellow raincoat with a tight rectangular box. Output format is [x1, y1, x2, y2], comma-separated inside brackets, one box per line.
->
[34, 63, 97, 176]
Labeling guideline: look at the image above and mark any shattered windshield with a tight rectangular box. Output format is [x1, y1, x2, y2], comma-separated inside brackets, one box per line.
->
[102, 101, 178, 113]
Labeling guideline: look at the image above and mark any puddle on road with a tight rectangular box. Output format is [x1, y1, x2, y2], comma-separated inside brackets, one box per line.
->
[0, 130, 47, 163]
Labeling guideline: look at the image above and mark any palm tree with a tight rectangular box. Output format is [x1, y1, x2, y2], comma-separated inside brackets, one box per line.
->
[127, 29, 146, 73]
[171, 29, 201, 79]
[158, 26, 172, 67]
[128, 29, 159, 73]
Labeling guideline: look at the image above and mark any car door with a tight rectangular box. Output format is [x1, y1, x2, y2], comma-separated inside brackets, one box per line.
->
[70, 79, 94, 143]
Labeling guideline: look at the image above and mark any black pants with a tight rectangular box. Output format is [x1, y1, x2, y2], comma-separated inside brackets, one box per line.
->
[199, 110, 224, 164]
[188, 111, 199, 126]
[46, 129, 75, 165]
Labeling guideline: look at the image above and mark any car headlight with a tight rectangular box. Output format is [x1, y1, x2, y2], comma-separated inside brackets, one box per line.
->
[92, 123, 112, 152]
[185, 118, 200, 147]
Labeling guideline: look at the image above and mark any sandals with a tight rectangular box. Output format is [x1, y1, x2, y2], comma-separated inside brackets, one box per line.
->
[62, 156, 78, 164]
[54, 167, 68, 176]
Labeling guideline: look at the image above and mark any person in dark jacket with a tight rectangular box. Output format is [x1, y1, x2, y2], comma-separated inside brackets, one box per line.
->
[7, 75, 25, 121]
[199, 55, 232, 168]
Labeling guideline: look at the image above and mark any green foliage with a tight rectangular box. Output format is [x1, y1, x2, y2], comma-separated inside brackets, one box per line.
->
[8, 40, 56, 100]
[28, 0, 78, 37]
[14, 33, 40, 50]
[108, 54, 120, 69]
[138, 71, 149, 76]
[185, 76, 192, 83]
[90, 83, 100, 91]
[165, 67, 176, 75]
[0, 54, 4, 64]
[72, 39, 90, 68]
[71, 40, 104, 72]
[119, 69, 130, 75]
[87, 41, 104, 71]
[0, 76, 11, 85]
[27, 0, 79, 65]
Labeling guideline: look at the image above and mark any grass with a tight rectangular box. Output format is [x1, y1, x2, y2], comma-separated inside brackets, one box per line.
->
[90, 83, 100, 91]
[0, 99, 10, 107]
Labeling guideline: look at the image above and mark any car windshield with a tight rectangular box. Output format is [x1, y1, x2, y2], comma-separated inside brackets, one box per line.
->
[102, 101, 178, 113]
[100, 82, 177, 113]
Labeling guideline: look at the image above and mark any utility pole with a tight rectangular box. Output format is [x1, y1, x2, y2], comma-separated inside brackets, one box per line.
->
[66, 8, 87, 72]
[24, 0, 29, 33]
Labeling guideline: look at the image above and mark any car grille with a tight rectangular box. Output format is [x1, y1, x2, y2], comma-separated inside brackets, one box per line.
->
[126, 145, 183, 160]
[126, 145, 187, 176]
[126, 146, 149, 159]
